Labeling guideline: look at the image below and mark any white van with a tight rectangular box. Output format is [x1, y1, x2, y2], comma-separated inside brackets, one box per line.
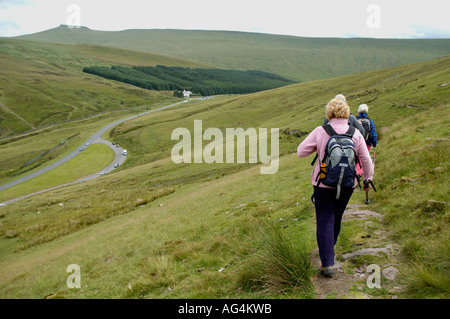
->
[123, 150, 128, 156]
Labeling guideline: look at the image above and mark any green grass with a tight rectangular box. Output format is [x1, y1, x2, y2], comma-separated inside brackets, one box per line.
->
[367, 104, 450, 298]
[0, 143, 114, 203]
[0, 38, 205, 137]
[235, 219, 314, 296]
[4, 26, 446, 138]
[18, 26, 450, 82]
[0, 56, 448, 299]
[0, 153, 315, 298]
[108, 55, 450, 171]
[0, 100, 175, 186]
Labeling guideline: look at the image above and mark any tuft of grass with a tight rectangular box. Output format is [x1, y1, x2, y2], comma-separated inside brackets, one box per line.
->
[404, 261, 450, 299]
[236, 219, 314, 296]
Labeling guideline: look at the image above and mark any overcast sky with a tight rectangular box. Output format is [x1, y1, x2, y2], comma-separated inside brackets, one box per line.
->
[1, 0, 449, 38]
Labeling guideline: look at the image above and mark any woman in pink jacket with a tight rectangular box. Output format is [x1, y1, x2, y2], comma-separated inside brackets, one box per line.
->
[297, 98, 373, 277]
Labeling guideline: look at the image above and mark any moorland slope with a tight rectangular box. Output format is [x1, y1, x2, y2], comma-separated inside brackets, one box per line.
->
[0, 55, 448, 299]
[18, 26, 450, 82]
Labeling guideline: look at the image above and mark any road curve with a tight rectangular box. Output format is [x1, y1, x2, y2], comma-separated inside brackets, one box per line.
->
[0, 97, 213, 204]
[0, 138, 126, 205]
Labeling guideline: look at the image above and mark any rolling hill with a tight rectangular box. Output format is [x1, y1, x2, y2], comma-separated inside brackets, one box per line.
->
[17, 25, 450, 82]
[0, 38, 209, 138]
[0, 55, 448, 299]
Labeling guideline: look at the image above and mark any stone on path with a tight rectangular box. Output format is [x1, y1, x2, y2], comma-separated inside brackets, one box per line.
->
[382, 266, 399, 280]
[341, 247, 390, 260]
[343, 208, 383, 221]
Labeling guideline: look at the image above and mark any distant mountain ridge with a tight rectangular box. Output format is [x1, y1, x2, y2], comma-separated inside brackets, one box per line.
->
[16, 25, 450, 82]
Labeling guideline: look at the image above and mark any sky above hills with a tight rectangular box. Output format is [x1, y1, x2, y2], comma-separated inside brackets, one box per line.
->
[1, 0, 449, 38]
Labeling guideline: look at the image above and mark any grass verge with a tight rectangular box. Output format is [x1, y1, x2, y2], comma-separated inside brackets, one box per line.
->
[0, 143, 114, 203]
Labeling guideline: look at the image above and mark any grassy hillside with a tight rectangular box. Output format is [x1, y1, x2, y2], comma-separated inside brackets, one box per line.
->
[17, 26, 450, 82]
[0, 38, 207, 138]
[0, 56, 448, 299]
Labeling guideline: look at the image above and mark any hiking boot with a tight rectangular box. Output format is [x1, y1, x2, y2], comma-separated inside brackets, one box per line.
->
[319, 266, 335, 277]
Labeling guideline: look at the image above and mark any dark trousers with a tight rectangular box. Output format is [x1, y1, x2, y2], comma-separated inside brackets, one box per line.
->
[313, 186, 354, 267]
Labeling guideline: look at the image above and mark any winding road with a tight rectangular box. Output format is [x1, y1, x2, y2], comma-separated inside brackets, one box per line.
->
[0, 97, 213, 205]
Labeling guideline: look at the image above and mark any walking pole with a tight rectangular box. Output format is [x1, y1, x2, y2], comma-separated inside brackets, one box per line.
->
[364, 180, 377, 204]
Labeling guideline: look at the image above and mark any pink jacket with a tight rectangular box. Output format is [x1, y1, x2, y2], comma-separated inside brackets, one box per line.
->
[297, 118, 373, 188]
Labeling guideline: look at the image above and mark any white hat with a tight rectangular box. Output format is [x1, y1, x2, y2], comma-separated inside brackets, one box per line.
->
[358, 104, 369, 113]
[334, 94, 346, 102]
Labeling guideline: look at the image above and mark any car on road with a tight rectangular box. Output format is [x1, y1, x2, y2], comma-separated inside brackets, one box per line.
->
[114, 164, 119, 168]
[79, 148, 84, 152]
[86, 142, 90, 146]
[100, 171, 106, 176]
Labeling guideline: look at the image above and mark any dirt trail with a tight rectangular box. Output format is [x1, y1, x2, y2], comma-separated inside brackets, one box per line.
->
[0, 101, 35, 129]
[311, 204, 405, 299]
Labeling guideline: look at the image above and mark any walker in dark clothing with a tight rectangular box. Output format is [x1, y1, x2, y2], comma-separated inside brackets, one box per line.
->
[313, 186, 354, 267]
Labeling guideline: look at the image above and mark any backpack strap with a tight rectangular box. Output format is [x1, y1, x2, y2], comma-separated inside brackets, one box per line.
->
[310, 124, 357, 203]
[311, 124, 335, 203]
[323, 124, 355, 137]
[345, 125, 355, 137]
[322, 124, 337, 137]
[311, 124, 339, 166]
[310, 153, 318, 166]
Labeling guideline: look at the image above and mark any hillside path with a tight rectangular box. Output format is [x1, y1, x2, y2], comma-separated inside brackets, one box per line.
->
[311, 203, 405, 299]
[0, 101, 35, 129]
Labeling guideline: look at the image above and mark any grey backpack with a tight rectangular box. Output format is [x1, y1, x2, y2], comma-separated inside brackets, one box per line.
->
[311, 124, 359, 202]
[359, 118, 372, 142]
